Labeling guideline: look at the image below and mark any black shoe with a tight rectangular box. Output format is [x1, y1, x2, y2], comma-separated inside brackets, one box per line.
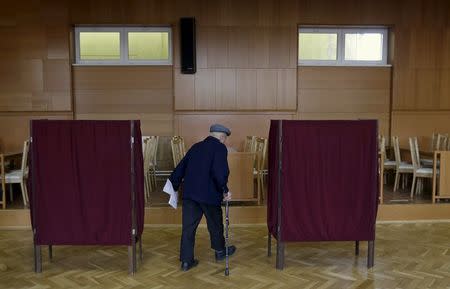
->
[181, 259, 199, 271]
[215, 245, 236, 261]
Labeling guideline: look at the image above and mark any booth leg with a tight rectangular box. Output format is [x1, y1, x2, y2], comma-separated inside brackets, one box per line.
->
[128, 244, 137, 275]
[276, 241, 285, 270]
[355, 241, 359, 256]
[367, 240, 375, 268]
[34, 245, 42, 273]
[139, 237, 143, 262]
[267, 232, 272, 257]
[49, 245, 53, 261]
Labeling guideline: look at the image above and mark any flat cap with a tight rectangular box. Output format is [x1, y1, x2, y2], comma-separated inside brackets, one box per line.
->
[210, 124, 231, 136]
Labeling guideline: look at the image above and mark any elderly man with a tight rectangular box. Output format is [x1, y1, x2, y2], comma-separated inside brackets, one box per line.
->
[169, 124, 237, 271]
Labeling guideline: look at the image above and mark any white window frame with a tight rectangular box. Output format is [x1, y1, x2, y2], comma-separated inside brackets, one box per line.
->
[74, 26, 172, 66]
[298, 26, 388, 66]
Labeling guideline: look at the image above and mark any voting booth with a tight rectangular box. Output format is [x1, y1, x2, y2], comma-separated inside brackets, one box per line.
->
[28, 120, 145, 274]
[267, 120, 379, 269]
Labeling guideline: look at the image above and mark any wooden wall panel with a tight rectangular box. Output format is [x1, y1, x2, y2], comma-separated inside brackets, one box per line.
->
[0, 1, 70, 113]
[174, 26, 297, 110]
[73, 66, 172, 91]
[73, 66, 174, 135]
[298, 67, 391, 135]
[256, 70, 277, 109]
[299, 112, 390, 137]
[174, 112, 295, 150]
[298, 67, 391, 113]
[228, 27, 250, 68]
[440, 69, 450, 108]
[76, 113, 173, 136]
[236, 69, 257, 109]
[444, 28, 450, 68]
[206, 27, 229, 68]
[194, 69, 216, 109]
[393, 24, 450, 111]
[0, 112, 73, 152]
[277, 69, 297, 109]
[215, 69, 237, 110]
[248, 28, 270, 68]
[176, 67, 297, 111]
[174, 69, 195, 110]
[74, 66, 173, 114]
[391, 111, 450, 149]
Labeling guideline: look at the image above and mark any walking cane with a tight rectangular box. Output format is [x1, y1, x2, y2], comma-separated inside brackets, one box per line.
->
[225, 198, 230, 276]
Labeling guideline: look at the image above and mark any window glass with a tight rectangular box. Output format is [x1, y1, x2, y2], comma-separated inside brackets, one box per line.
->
[345, 33, 383, 61]
[299, 33, 337, 61]
[79, 32, 120, 60]
[128, 32, 169, 61]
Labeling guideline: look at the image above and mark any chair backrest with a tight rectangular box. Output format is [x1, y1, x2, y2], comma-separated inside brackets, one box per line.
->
[392, 136, 402, 166]
[438, 133, 448, 151]
[448, 134, 450, 151]
[142, 139, 152, 173]
[431, 132, 438, 151]
[142, 136, 150, 152]
[147, 136, 159, 166]
[379, 135, 386, 155]
[409, 137, 420, 169]
[255, 137, 268, 171]
[171, 136, 186, 167]
[21, 140, 30, 177]
[244, 136, 257, 153]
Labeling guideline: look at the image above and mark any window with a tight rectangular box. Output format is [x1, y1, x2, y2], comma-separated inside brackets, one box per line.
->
[75, 26, 172, 65]
[298, 27, 388, 66]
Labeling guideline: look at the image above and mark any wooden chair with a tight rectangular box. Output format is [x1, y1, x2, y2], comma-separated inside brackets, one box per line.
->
[254, 137, 268, 205]
[142, 138, 152, 202]
[142, 136, 150, 151]
[244, 136, 257, 153]
[432, 151, 450, 203]
[378, 135, 395, 203]
[0, 140, 30, 209]
[147, 136, 159, 189]
[380, 135, 396, 173]
[392, 136, 414, 192]
[431, 132, 438, 151]
[409, 137, 434, 198]
[439, 134, 448, 151]
[171, 136, 186, 168]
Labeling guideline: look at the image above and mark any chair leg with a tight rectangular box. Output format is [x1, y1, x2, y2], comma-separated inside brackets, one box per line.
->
[394, 171, 400, 192]
[151, 167, 157, 189]
[20, 181, 27, 208]
[417, 178, 421, 195]
[9, 184, 14, 202]
[257, 174, 261, 205]
[144, 176, 149, 203]
[261, 174, 266, 203]
[1, 183, 5, 209]
[410, 174, 416, 199]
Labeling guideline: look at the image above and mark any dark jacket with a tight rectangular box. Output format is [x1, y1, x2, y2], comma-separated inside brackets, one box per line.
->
[169, 136, 229, 206]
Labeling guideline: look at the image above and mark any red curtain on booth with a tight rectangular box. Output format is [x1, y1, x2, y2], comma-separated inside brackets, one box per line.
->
[29, 120, 144, 246]
[268, 120, 378, 242]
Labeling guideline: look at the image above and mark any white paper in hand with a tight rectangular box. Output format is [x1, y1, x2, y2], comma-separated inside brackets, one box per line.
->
[163, 179, 178, 209]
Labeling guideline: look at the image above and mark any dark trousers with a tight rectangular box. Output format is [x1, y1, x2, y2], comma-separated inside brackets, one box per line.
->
[180, 199, 225, 262]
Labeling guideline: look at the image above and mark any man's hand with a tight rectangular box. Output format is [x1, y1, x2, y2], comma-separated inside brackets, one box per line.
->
[223, 191, 232, 201]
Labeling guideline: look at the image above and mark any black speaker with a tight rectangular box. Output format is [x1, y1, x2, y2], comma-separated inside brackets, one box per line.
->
[180, 17, 196, 74]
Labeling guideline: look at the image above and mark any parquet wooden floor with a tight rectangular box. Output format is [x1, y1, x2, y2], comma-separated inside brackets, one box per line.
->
[1, 223, 449, 288]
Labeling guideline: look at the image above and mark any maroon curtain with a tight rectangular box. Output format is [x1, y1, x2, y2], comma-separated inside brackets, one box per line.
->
[268, 120, 378, 242]
[29, 120, 144, 246]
